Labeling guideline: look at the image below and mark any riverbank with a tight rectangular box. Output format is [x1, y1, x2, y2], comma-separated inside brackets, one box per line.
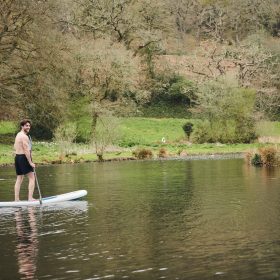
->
[0, 141, 272, 167]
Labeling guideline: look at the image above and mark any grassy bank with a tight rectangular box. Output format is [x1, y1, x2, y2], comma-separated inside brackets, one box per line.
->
[0, 141, 271, 166]
[0, 119, 279, 166]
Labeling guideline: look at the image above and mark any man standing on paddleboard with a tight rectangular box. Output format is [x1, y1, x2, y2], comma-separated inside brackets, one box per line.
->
[14, 119, 36, 201]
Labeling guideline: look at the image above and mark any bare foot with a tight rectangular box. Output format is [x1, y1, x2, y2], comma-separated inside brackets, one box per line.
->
[15, 199, 20, 202]
[28, 198, 38, 202]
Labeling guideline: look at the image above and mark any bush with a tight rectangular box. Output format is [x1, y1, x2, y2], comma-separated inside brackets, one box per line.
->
[182, 122, 194, 140]
[246, 146, 280, 166]
[167, 76, 197, 105]
[192, 79, 257, 144]
[158, 148, 168, 158]
[54, 123, 77, 156]
[91, 115, 120, 160]
[25, 96, 65, 140]
[259, 147, 278, 166]
[191, 118, 256, 144]
[132, 148, 153, 159]
[32, 123, 54, 140]
[191, 120, 212, 143]
[235, 117, 257, 143]
[250, 153, 263, 166]
[151, 75, 197, 105]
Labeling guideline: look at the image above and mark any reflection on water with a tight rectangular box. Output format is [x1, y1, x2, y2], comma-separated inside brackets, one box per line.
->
[15, 208, 38, 280]
[0, 201, 88, 280]
[0, 159, 280, 279]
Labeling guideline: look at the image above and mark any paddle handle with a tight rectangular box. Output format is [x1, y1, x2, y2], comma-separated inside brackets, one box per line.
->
[34, 169, 43, 205]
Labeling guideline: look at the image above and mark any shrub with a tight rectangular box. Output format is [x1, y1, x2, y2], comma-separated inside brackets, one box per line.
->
[191, 118, 256, 144]
[250, 153, 263, 166]
[259, 147, 278, 166]
[132, 148, 153, 159]
[192, 79, 257, 143]
[158, 148, 168, 158]
[167, 76, 197, 105]
[150, 74, 197, 106]
[246, 146, 280, 166]
[191, 120, 212, 143]
[91, 115, 120, 161]
[54, 123, 77, 156]
[182, 122, 194, 140]
[235, 116, 257, 143]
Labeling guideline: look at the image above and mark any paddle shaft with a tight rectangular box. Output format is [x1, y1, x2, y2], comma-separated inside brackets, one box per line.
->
[34, 169, 43, 205]
[28, 135, 42, 204]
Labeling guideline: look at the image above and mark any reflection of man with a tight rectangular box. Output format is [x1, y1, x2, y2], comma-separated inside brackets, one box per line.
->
[14, 119, 36, 201]
[15, 208, 38, 280]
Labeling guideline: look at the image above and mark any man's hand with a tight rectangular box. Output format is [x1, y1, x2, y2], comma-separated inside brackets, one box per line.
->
[30, 162, 36, 168]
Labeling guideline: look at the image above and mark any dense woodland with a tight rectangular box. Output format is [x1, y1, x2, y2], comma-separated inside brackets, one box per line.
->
[0, 0, 279, 143]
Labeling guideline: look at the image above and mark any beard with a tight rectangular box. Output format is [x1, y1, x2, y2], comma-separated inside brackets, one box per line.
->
[23, 128, 30, 134]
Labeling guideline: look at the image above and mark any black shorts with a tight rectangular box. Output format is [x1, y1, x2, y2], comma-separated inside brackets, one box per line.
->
[15, 154, 34, 175]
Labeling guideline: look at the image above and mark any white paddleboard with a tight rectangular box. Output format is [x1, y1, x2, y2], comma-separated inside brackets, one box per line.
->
[0, 190, 87, 207]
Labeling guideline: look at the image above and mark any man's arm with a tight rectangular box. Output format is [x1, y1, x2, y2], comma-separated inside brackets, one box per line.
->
[22, 135, 35, 168]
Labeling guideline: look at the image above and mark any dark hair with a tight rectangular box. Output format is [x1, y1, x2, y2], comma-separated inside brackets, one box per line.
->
[20, 119, 32, 127]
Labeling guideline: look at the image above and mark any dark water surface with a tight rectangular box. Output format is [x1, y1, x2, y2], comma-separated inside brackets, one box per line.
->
[0, 159, 280, 280]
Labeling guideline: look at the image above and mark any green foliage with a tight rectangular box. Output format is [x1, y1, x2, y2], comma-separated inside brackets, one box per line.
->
[182, 122, 194, 140]
[192, 80, 257, 143]
[91, 115, 120, 159]
[68, 95, 92, 143]
[118, 137, 142, 148]
[166, 76, 197, 104]
[250, 154, 263, 166]
[235, 116, 257, 143]
[151, 75, 197, 105]
[141, 103, 191, 118]
[28, 105, 63, 140]
[192, 118, 256, 144]
[54, 123, 77, 156]
[140, 75, 197, 118]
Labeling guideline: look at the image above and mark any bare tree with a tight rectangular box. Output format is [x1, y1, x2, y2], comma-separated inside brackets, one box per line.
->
[71, 38, 141, 139]
[91, 115, 120, 161]
[0, 0, 34, 117]
[170, 0, 280, 43]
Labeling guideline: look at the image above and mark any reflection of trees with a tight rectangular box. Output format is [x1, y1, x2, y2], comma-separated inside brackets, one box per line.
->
[151, 161, 196, 218]
[85, 161, 200, 275]
[15, 208, 38, 280]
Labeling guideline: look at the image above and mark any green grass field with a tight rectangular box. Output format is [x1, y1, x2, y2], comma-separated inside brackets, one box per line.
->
[256, 121, 280, 136]
[0, 121, 16, 134]
[118, 117, 190, 146]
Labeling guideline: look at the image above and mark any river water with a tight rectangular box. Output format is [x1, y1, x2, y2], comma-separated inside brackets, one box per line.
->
[0, 159, 280, 280]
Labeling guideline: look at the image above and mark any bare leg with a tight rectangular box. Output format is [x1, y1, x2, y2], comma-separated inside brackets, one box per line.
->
[14, 175, 24, 201]
[27, 172, 36, 201]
